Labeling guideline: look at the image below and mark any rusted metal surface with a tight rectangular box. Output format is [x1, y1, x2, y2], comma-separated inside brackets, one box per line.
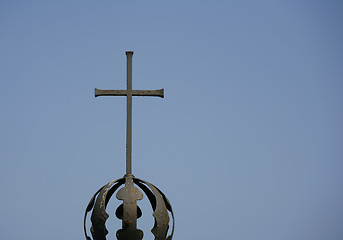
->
[116, 174, 143, 240]
[85, 51, 174, 240]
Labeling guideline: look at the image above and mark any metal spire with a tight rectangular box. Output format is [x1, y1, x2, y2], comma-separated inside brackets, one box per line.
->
[86, 51, 173, 240]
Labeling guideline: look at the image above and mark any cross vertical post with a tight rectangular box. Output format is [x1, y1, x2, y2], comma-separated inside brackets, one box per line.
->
[126, 51, 133, 175]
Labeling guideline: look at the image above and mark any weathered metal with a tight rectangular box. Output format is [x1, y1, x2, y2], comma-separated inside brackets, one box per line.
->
[84, 177, 174, 240]
[84, 51, 174, 240]
[95, 89, 164, 98]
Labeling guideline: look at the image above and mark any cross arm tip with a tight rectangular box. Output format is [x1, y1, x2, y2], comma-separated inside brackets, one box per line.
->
[161, 88, 164, 98]
[94, 88, 100, 98]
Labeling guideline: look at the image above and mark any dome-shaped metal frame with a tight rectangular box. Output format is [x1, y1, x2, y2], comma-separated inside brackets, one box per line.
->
[84, 177, 174, 240]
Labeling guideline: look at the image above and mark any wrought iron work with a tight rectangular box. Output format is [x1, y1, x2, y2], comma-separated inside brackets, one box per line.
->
[84, 51, 174, 240]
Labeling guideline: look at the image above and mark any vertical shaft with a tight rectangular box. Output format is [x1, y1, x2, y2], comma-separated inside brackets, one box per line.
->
[126, 51, 133, 175]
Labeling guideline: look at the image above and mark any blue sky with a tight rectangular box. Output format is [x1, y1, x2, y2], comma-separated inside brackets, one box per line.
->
[1, 1, 342, 239]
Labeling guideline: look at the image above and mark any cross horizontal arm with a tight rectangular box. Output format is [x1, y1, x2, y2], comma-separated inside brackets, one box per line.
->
[95, 88, 164, 98]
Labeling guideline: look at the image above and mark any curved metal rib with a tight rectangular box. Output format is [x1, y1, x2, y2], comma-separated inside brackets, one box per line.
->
[134, 178, 175, 240]
[154, 185, 175, 240]
[84, 178, 124, 240]
[84, 185, 106, 240]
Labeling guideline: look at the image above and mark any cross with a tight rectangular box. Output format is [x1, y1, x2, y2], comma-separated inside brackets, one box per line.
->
[95, 51, 164, 176]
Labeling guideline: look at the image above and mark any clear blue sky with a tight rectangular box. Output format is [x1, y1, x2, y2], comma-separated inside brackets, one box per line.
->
[1, 1, 342, 239]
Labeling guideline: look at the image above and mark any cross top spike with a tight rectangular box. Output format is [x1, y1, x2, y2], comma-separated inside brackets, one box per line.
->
[95, 51, 164, 175]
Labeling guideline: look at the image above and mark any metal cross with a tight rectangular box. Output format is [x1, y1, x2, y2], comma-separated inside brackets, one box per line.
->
[86, 51, 174, 240]
[95, 51, 164, 176]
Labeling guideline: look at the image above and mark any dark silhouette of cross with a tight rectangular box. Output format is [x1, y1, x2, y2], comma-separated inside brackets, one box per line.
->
[95, 51, 164, 175]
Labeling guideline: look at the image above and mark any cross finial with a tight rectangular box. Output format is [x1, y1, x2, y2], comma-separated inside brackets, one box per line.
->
[95, 51, 164, 175]
[85, 52, 174, 240]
